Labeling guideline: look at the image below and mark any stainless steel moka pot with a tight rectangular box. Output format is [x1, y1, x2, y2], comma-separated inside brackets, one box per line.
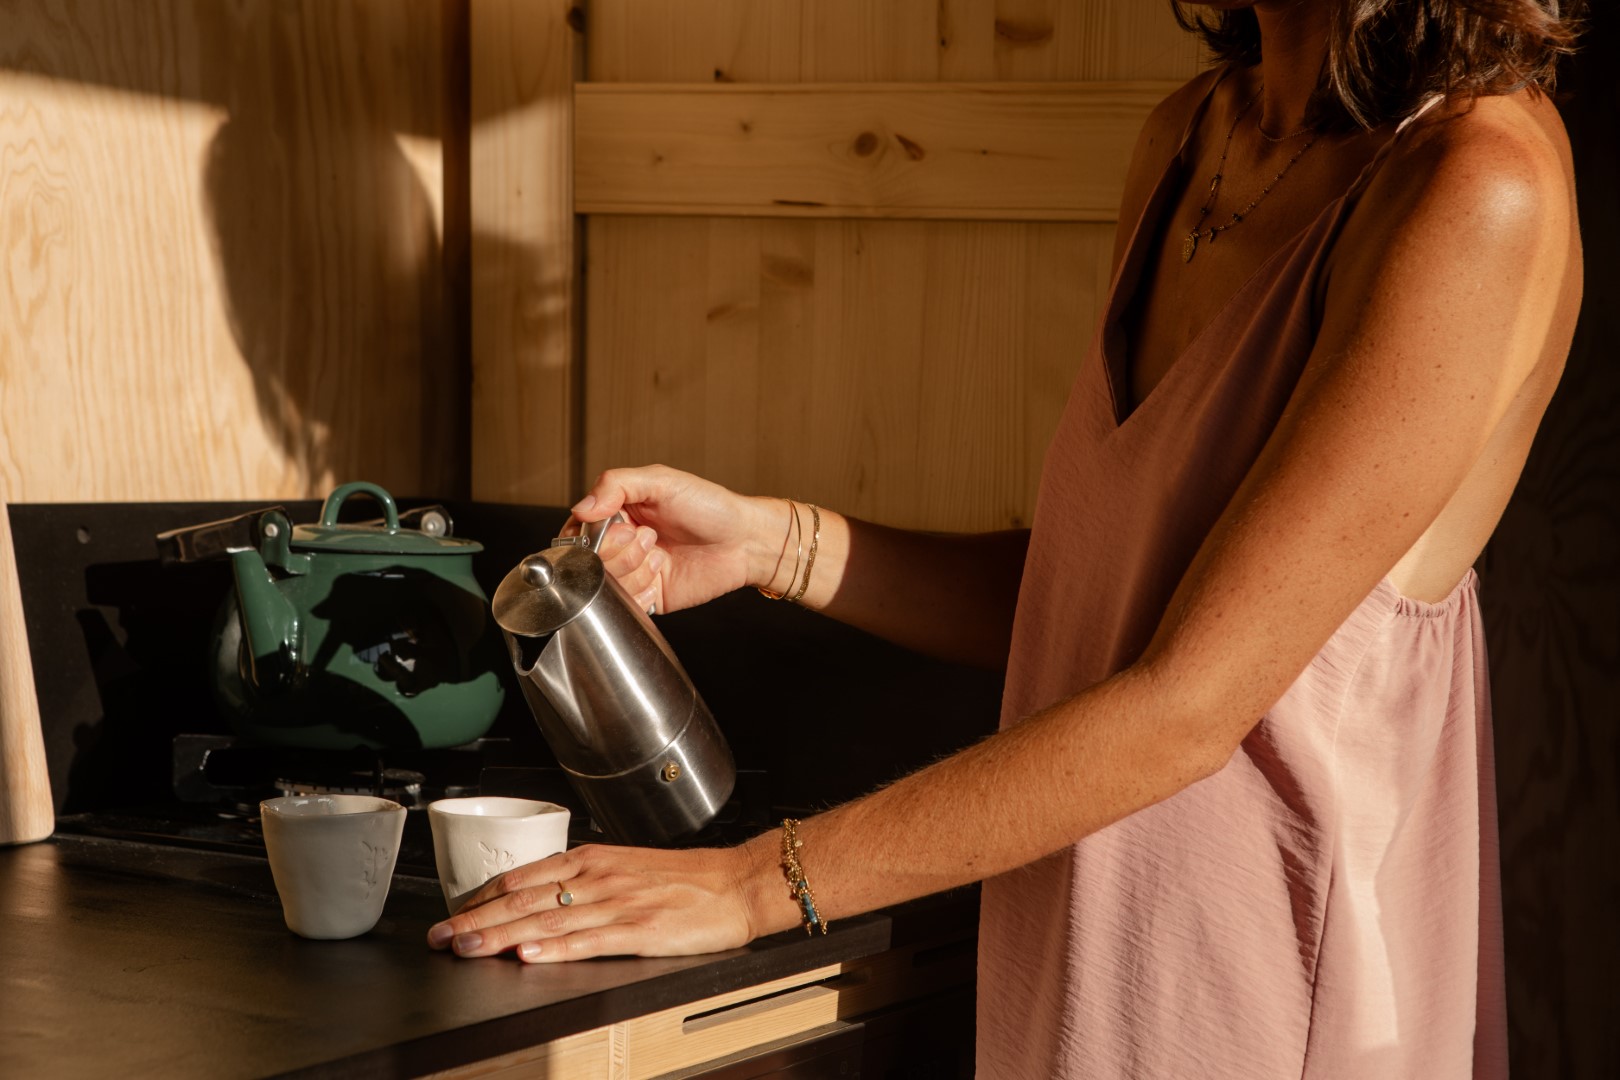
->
[491, 516, 735, 845]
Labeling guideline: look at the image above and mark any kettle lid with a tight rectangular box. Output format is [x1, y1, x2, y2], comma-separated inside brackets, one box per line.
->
[292, 481, 481, 556]
[492, 544, 605, 637]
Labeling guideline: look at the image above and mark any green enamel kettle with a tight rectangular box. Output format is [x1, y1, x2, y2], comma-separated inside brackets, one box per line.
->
[157, 482, 505, 750]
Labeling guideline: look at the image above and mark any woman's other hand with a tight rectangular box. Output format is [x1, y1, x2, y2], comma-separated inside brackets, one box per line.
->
[424, 840, 782, 963]
[564, 465, 791, 614]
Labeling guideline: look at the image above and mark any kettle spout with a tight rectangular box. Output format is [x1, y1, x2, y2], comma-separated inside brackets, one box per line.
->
[230, 546, 301, 694]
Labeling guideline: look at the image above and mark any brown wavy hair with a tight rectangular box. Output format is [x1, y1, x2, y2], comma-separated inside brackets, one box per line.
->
[1172, 0, 1585, 129]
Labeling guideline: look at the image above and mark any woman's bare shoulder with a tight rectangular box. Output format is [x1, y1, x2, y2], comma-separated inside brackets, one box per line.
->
[1338, 92, 1576, 284]
[1141, 67, 1228, 152]
[1326, 92, 1578, 366]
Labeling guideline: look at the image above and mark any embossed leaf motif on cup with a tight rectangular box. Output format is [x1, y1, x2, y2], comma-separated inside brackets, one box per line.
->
[479, 842, 516, 879]
[360, 841, 392, 899]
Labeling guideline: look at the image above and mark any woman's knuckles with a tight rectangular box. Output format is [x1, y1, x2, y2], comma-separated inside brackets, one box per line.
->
[535, 907, 570, 934]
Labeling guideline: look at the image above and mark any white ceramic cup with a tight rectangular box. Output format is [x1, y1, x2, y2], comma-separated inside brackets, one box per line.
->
[427, 797, 570, 913]
[260, 794, 407, 940]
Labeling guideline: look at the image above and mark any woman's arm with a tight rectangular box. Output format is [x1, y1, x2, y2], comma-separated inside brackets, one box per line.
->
[571, 468, 1029, 672]
[433, 103, 1575, 961]
[792, 513, 1030, 671]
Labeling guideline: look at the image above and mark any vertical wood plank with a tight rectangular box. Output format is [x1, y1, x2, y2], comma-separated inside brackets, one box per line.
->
[587, 0, 803, 83]
[582, 217, 713, 481]
[801, 0, 945, 81]
[469, 0, 584, 504]
[583, 219, 1112, 531]
[701, 219, 766, 493]
[0, 504, 51, 844]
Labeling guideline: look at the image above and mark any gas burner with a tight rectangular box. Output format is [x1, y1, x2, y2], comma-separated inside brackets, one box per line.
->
[276, 768, 428, 808]
[171, 733, 508, 808]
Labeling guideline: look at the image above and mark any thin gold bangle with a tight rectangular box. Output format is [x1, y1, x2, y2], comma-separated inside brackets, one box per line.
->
[757, 500, 802, 601]
[754, 499, 795, 600]
[788, 504, 819, 604]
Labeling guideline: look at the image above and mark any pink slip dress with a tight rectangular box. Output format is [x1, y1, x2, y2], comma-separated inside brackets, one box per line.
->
[975, 70, 1509, 1079]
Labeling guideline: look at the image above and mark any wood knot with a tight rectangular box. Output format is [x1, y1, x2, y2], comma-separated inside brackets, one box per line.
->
[712, 67, 732, 82]
[895, 134, 925, 161]
[852, 131, 879, 157]
[994, 19, 1052, 45]
[565, 6, 586, 34]
[762, 255, 813, 287]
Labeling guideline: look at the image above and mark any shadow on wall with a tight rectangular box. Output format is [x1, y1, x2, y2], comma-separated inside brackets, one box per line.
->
[200, 1, 453, 490]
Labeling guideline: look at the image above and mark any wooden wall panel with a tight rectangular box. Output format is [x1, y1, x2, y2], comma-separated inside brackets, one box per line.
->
[0, 0, 455, 504]
[584, 217, 1111, 531]
[469, 0, 583, 505]
[578, 0, 1198, 529]
[0, 0, 456, 840]
[574, 82, 1175, 221]
[586, 0, 1201, 82]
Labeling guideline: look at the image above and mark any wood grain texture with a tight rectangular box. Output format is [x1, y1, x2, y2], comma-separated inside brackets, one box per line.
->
[584, 216, 1112, 531]
[0, 0, 454, 502]
[575, 81, 1175, 221]
[469, 0, 584, 505]
[421, 1024, 618, 1079]
[0, 1, 455, 840]
[576, 0, 1199, 530]
[0, 503, 51, 844]
[585, 0, 1201, 83]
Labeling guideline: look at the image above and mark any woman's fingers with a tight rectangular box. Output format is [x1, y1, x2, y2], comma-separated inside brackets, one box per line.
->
[596, 524, 666, 607]
[446, 890, 627, 958]
[571, 465, 683, 524]
[426, 844, 754, 962]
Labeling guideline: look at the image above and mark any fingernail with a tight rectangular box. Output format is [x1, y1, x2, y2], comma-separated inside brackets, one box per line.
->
[638, 528, 656, 551]
[518, 941, 541, 962]
[428, 923, 454, 948]
[570, 494, 596, 514]
[453, 932, 483, 954]
[648, 549, 667, 573]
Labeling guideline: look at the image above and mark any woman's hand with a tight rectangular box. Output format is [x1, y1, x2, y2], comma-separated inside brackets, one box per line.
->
[424, 842, 774, 963]
[565, 465, 791, 615]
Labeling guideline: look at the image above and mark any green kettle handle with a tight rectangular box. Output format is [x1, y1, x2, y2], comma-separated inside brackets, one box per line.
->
[320, 482, 400, 532]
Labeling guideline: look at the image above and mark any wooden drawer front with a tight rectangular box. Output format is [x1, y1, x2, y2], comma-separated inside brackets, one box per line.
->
[429, 936, 976, 1080]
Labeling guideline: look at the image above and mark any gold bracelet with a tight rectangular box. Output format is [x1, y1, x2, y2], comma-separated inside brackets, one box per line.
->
[755, 499, 797, 600]
[779, 818, 827, 935]
[757, 501, 802, 601]
[788, 504, 820, 604]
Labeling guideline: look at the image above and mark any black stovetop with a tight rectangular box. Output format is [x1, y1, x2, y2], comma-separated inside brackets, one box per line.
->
[11, 497, 1002, 870]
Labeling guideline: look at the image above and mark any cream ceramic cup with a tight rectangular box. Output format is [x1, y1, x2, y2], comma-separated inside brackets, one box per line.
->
[428, 797, 570, 913]
[260, 794, 406, 940]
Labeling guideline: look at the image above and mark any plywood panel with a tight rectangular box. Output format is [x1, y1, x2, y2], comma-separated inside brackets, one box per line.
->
[575, 82, 1173, 221]
[584, 217, 1111, 531]
[469, 0, 584, 505]
[0, 0, 454, 504]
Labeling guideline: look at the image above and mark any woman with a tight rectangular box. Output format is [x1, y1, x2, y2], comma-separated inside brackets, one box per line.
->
[430, 1, 1584, 1074]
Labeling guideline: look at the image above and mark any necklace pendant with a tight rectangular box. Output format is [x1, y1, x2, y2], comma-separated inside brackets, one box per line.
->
[1182, 231, 1198, 263]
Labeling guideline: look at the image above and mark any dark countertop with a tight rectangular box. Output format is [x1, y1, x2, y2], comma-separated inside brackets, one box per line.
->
[0, 834, 891, 1080]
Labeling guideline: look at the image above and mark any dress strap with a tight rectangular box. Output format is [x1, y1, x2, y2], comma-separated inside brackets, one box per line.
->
[1172, 65, 1238, 164]
[1343, 94, 1447, 200]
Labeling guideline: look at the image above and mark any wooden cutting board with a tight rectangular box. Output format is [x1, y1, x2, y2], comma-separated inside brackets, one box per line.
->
[0, 501, 53, 845]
